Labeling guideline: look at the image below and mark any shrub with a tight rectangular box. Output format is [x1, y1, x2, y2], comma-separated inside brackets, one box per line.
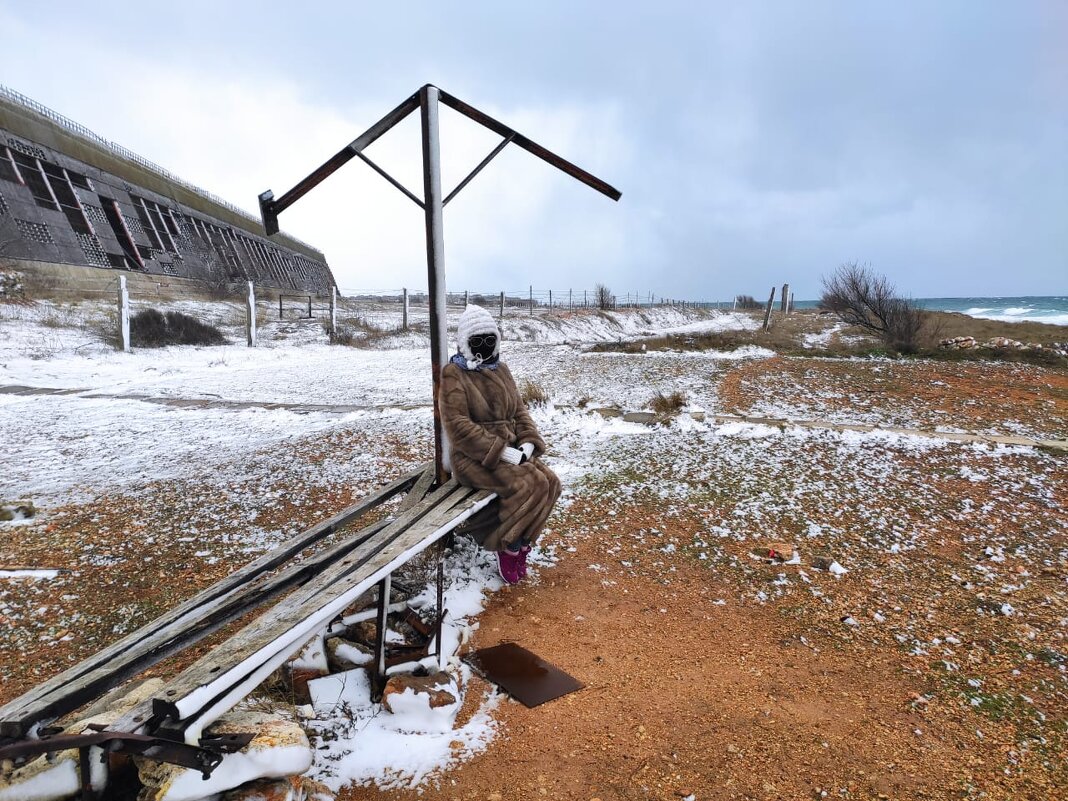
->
[130, 308, 227, 347]
[735, 295, 762, 310]
[648, 390, 687, 415]
[520, 379, 550, 407]
[820, 262, 928, 353]
[595, 283, 615, 311]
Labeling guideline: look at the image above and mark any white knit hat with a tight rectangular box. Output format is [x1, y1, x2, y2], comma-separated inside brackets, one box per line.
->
[456, 305, 501, 365]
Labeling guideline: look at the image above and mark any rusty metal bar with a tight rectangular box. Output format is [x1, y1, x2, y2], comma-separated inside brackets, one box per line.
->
[0, 729, 253, 778]
[443, 134, 514, 206]
[437, 88, 621, 202]
[435, 540, 446, 668]
[353, 150, 425, 209]
[259, 92, 420, 234]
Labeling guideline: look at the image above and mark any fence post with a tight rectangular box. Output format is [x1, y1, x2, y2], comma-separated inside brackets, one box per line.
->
[549, 289, 552, 313]
[499, 290, 505, 319]
[529, 285, 533, 316]
[246, 281, 256, 347]
[329, 286, 337, 335]
[569, 288, 573, 312]
[307, 295, 312, 319]
[117, 275, 130, 352]
[762, 287, 776, 332]
[402, 287, 409, 330]
[279, 293, 283, 320]
[464, 290, 469, 307]
[584, 289, 588, 309]
[789, 290, 795, 315]
[780, 283, 789, 315]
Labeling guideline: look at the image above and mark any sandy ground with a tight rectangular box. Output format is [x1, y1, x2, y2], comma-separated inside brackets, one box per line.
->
[1, 308, 1065, 801]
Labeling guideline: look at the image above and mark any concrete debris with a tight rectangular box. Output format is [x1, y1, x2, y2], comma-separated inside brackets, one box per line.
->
[381, 671, 458, 713]
[136, 711, 312, 801]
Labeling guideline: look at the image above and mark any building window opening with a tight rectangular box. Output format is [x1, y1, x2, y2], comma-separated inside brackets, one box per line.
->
[11, 152, 58, 210]
[100, 195, 143, 269]
[0, 147, 22, 184]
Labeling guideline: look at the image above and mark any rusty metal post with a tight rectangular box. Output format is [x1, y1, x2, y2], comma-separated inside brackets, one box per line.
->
[402, 287, 409, 330]
[307, 295, 312, 319]
[278, 293, 283, 320]
[420, 86, 449, 485]
[529, 285, 533, 316]
[499, 290, 505, 319]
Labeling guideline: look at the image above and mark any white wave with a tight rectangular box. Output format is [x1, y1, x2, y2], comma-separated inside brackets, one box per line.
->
[963, 307, 993, 315]
[1002, 307, 1036, 315]
[969, 311, 1068, 326]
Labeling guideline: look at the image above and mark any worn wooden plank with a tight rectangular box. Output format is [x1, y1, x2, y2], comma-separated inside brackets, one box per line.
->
[397, 465, 436, 512]
[2, 516, 393, 740]
[0, 464, 426, 739]
[111, 482, 471, 733]
[161, 488, 497, 740]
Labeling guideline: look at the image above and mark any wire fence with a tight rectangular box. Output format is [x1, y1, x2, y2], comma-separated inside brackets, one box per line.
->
[335, 287, 746, 331]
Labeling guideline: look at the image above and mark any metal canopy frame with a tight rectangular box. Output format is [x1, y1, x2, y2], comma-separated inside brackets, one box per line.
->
[259, 83, 621, 483]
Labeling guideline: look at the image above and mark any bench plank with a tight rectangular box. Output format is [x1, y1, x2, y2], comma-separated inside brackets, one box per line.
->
[0, 464, 426, 739]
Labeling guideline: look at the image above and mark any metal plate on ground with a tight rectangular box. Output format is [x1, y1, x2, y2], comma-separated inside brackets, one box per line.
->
[463, 642, 583, 707]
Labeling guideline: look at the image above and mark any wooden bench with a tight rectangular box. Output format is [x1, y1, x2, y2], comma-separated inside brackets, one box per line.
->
[0, 464, 496, 749]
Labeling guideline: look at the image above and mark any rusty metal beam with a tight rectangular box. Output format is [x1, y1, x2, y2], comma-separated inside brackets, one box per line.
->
[443, 134, 514, 206]
[353, 150, 424, 209]
[437, 88, 622, 202]
[259, 91, 420, 234]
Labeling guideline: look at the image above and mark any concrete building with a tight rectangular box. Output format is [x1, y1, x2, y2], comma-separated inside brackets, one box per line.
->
[0, 85, 336, 295]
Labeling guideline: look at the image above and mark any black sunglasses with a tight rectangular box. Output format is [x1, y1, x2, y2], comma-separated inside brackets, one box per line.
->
[468, 334, 498, 348]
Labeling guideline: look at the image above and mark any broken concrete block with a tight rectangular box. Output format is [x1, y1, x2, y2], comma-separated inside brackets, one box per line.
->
[0, 679, 164, 801]
[381, 671, 457, 713]
[136, 711, 312, 801]
[325, 637, 372, 672]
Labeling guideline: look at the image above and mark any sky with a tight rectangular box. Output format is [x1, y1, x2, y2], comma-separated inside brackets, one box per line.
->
[1, 1, 1065, 300]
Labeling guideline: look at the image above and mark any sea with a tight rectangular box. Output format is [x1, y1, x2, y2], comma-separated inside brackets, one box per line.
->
[788, 296, 1068, 327]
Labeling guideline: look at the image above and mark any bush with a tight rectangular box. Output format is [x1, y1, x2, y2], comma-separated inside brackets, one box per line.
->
[735, 295, 762, 310]
[520, 379, 550, 407]
[595, 283, 615, 311]
[648, 390, 687, 415]
[130, 308, 227, 347]
[820, 262, 928, 353]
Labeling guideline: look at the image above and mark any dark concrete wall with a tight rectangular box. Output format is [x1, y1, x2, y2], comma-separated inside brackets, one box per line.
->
[0, 91, 337, 295]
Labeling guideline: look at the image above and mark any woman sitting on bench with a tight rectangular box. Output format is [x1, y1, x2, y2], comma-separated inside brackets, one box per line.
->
[441, 305, 561, 584]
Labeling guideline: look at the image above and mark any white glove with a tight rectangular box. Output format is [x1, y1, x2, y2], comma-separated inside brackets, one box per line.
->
[520, 442, 536, 461]
[499, 446, 524, 465]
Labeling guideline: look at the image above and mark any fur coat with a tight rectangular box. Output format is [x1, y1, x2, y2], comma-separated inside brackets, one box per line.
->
[441, 360, 561, 551]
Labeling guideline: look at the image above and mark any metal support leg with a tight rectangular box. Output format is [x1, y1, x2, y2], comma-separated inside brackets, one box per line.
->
[435, 540, 446, 669]
[372, 574, 391, 701]
[79, 746, 95, 801]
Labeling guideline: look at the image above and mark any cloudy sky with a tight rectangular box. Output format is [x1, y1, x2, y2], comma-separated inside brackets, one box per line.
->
[2, 2, 1064, 300]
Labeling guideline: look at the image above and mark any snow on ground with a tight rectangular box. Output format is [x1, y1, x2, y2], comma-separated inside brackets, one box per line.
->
[4, 297, 1063, 794]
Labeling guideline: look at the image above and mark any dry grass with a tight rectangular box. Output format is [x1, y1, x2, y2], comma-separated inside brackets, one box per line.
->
[521, 379, 550, 407]
[648, 390, 687, 415]
[591, 309, 1066, 366]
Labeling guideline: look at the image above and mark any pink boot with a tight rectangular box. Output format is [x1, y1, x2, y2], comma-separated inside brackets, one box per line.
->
[497, 549, 523, 585]
[517, 545, 532, 580]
